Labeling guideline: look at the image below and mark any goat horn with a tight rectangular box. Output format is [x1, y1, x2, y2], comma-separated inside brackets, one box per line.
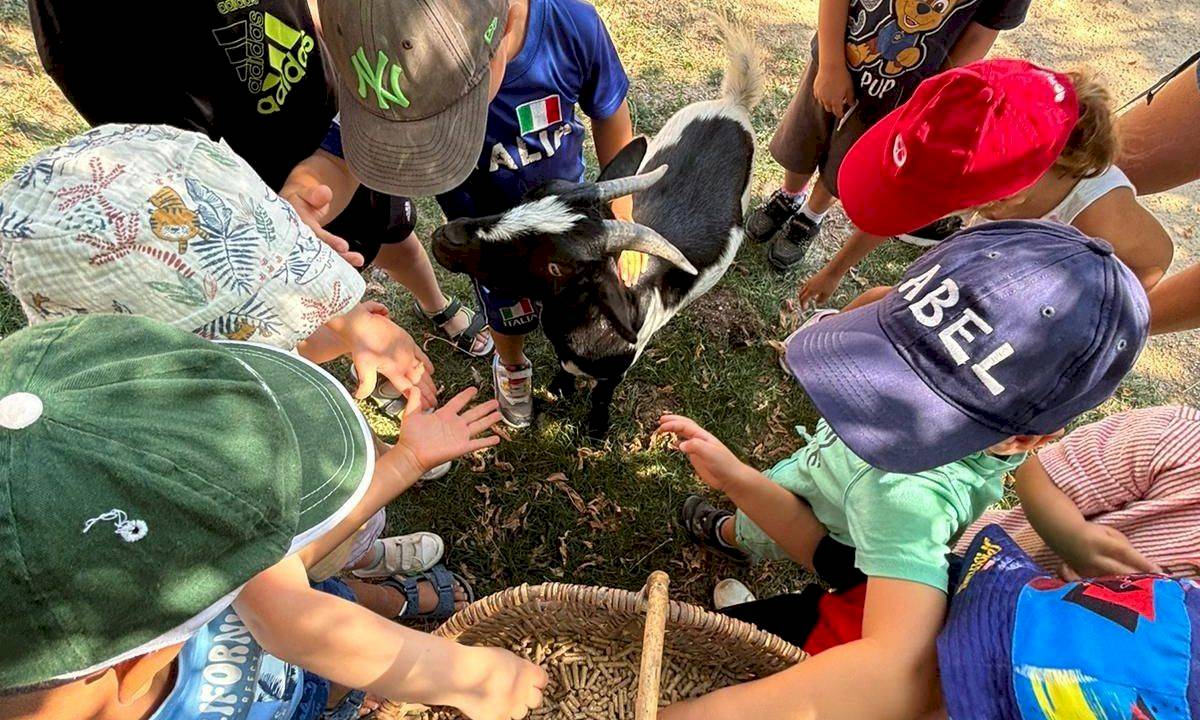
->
[579, 164, 669, 204]
[599, 221, 698, 275]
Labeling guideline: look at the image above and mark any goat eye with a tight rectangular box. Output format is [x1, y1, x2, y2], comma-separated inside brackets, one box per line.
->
[548, 263, 564, 277]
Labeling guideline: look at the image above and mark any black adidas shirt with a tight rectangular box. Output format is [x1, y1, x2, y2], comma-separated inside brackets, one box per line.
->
[28, 0, 337, 190]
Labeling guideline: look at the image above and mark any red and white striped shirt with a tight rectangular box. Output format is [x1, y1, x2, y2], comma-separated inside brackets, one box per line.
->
[955, 405, 1200, 573]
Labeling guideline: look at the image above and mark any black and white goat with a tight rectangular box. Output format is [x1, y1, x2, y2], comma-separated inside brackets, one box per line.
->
[433, 18, 763, 437]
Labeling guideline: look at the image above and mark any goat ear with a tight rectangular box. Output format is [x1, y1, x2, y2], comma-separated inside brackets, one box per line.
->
[597, 137, 649, 182]
[598, 260, 644, 345]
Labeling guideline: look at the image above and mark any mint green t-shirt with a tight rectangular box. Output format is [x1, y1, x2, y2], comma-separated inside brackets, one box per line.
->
[749, 420, 1024, 591]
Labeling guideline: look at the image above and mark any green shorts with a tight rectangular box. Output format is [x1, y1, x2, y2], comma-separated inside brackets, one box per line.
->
[733, 459, 823, 563]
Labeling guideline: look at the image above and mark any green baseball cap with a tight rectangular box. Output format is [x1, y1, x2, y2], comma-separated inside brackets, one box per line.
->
[0, 314, 372, 690]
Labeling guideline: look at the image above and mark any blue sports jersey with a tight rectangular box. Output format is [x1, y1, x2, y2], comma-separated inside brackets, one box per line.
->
[318, 0, 627, 220]
[436, 0, 628, 219]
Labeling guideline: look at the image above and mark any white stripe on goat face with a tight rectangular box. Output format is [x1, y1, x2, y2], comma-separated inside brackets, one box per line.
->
[477, 196, 585, 242]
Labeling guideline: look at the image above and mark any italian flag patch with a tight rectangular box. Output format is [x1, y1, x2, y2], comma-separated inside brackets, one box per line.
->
[500, 298, 536, 322]
[516, 95, 562, 135]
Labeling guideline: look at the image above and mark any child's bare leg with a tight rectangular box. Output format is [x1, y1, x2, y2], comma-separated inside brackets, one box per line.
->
[805, 178, 838, 214]
[781, 170, 812, 195]
[492, 331, 526, 366]
[374, 234, 471, 338]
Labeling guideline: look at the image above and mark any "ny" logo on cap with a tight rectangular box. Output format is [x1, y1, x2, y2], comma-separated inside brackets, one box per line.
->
[351, 48, 411, 111]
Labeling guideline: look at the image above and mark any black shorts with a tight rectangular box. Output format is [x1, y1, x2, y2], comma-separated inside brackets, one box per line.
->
[325, 187, 418, 266]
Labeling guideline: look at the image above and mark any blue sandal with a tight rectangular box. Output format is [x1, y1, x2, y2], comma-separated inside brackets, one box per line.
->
[381, 563, 474, 621]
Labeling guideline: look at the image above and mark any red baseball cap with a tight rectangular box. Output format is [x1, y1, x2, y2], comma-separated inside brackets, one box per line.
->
[838, 59, 1080, 237]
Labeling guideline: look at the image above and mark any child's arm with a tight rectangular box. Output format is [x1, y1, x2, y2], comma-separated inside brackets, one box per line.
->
[814, 0, 855, 118]
[1073, 188, 1174, 291]
[235, 554, 547, 720]
[1149, 262, 1200, 334]
[593, 100, 635, 220]
[658, 415, 828, 569]
[844, 285, 893, 311]
[316, 301, 437, 403]
[279, 149, 365, 267]
[592, 101, 650, 286]
[660, 577, 945, 720]
[1014, 455, 1160, 577]
[296, 324, 351, 364]
[798, 230, 889, 308]
[944, 22, 1000, 68]
[297, 388, 502, 569]
[299, 302, 437, 411]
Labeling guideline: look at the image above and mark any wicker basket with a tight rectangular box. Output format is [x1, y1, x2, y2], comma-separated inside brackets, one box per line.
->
[374, 572, 805, 720]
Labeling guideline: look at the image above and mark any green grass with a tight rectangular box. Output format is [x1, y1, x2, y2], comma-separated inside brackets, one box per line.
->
[1, 0, 1198, 605]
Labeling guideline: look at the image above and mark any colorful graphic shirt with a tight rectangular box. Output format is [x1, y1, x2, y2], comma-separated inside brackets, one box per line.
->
[148, 607, 321, 720]
[436, 0, 628, 220]
[28, 0, 336, 190]
[810, 0, 1031, 114]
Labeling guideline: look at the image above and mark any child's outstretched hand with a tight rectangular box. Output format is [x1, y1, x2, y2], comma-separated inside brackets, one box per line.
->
[1058, 522, 1162, 580]
[282, 183, 365, 267]
[389, 387, 503, 474]
[337, 302, 437, 411]
[798, 266, 844, 310]
[451, 646, 548, 720]
[657, 414, 756, 492]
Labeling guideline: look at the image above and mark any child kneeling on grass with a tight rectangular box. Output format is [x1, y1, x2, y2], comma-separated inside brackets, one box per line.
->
[799, 59, 1173, 308]
[715, 403, 1200, 655]
[0, 315, 546, 720]
[662, 219, 1148, 719]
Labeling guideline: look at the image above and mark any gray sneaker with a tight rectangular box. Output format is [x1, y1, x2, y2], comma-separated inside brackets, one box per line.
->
[493, 355, 533, 428]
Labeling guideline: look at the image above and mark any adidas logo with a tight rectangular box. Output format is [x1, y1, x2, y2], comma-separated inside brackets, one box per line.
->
[258, 12, 316, 115]
[213, 11, 315, 115]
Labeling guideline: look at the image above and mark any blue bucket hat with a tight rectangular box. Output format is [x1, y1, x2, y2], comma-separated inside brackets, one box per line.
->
[939, 526, 1200, 720]
[785, 220, 1149, 473]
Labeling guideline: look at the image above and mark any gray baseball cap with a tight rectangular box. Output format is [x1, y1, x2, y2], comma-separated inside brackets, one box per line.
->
[320, 0, 508, 196]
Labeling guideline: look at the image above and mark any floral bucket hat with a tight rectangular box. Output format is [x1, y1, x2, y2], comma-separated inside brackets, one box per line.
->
[0, 123, 365, 347]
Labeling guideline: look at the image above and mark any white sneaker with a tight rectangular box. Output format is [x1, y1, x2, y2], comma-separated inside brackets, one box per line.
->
[713, 578, 757, 610]
[349, 365, 405, 418]
[493, 354, 533, 428]
[351, 532, 446, 578]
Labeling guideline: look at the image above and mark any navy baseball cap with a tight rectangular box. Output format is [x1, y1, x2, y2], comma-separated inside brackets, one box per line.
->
[938, 526, 1200, 720]
[785, 220, 1148, 473]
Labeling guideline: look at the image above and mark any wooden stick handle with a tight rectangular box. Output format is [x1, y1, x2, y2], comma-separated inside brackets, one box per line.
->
[634, 571, 671, 720]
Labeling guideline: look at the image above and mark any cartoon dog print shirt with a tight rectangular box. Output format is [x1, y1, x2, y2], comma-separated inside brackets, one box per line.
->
[816, 0, 1031, 113]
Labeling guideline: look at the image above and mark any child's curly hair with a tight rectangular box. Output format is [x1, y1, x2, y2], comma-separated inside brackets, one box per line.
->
[1055, 70, 1119, 179]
